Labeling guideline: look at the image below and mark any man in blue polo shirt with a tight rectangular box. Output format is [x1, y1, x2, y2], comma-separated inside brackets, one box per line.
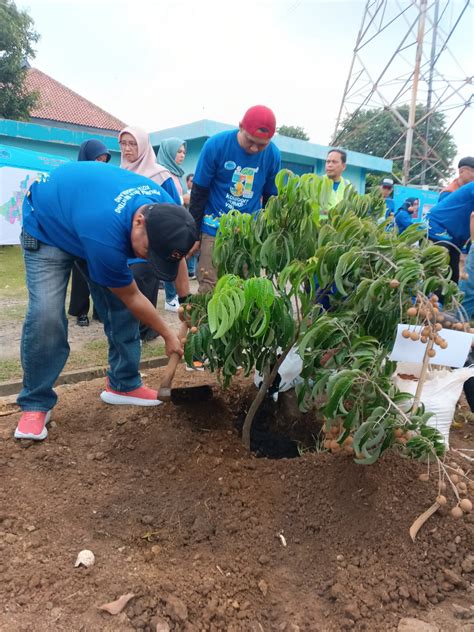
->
[189, 105, 281, 293]
[15, 161, 197, 441]
[426, 181, 474, 283]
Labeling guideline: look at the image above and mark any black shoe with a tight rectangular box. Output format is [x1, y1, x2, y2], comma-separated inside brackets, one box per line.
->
[77, 314, 89, 327]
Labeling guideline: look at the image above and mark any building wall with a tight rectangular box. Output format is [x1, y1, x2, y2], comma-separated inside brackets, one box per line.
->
[0, 119, 121, 165]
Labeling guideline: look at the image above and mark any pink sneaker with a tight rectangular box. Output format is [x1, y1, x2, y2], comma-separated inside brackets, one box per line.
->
[100, 382, 163, 407]
[14, 410, 52, 441]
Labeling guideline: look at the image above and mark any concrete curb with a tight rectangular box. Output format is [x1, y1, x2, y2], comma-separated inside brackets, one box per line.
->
[0, 355, 169, 398]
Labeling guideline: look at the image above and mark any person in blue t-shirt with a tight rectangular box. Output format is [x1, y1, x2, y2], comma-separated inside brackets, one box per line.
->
[15, 161, 197, 442]
[189, 105, 281, 293]
[426, 181, 474, 283]
[394, 197, 421, 233]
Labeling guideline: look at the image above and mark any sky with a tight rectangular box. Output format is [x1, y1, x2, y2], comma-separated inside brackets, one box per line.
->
[18, 0, 474, 169]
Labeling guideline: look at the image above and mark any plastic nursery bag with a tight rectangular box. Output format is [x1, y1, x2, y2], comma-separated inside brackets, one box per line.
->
[254, 346, 304, 401]
[393, 362, 474, 448]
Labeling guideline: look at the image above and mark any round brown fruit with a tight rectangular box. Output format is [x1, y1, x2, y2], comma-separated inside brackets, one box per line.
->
[439, 481, 447, 492]
[402, 330, 411, 339]
[436, 495, 447, 506]
[389, 279, 400, 288]
[461, 272, 469, 280]
[178, 306, 185, 314]
[418, 473, 429, 482]
[459, 499, 472, 513]
[439, 340, 448, 349]
[421, 336, 428, 344]
[180, 337, 187, 345]
[407, 307, 418, 317]
[451, 474, 459, 484]
[394, 428, 404, 438]
[430, 294, 439, 303]
[427, 349, 436, 358]
[323, 439, 332, 450]
[435, 323, 442, 331]
[190, 326, 198, 334]
[451, 506, 464, 519]
[186, 304, 192, 312]
[410, 332, 420, 341]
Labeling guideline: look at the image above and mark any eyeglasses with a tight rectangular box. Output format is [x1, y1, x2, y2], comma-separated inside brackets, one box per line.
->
[119, 141, 137, 148]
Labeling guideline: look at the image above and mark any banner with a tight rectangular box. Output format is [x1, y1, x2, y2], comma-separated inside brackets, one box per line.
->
[0, 145, 68, 245]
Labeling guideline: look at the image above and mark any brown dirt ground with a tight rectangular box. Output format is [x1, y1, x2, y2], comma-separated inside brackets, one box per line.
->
[0, 367, 473, 632]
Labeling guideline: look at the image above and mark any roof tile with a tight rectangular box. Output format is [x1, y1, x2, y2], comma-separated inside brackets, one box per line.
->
[25, 68, 126, 132]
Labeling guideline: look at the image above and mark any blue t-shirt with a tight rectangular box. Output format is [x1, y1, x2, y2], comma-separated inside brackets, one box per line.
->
[23, 161, 174, 287]
[427, 181, 474, 246]
[194, 130, 281, 236]
[385, 198, 394, 214]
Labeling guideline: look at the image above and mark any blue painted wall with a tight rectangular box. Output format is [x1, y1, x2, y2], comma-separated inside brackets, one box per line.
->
[0, 118, 121, 164]
[1, 117, 393, 193]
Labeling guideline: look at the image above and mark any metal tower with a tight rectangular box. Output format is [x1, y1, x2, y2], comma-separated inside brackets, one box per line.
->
[332, 0, 473, 186]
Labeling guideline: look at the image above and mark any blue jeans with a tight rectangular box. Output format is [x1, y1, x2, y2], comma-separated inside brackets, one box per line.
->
[17, 238, 142, 412]
[164, 281, 177, 303]
[460, 247, 474, 319]
[187, 255, 197, 276]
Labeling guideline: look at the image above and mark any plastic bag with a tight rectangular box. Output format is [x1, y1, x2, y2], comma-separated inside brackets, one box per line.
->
[393, 362, 474, 448]
[254, 346, 304, 401]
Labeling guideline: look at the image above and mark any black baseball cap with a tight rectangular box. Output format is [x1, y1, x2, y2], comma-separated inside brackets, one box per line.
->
[458, 156, 474, 169]
[143, 204, 198, 281]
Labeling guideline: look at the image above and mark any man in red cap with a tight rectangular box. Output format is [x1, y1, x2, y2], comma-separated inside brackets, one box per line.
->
[189, 105, 281, 292]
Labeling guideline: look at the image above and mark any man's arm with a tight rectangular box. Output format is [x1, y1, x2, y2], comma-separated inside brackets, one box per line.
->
[174, 257, 190, 297]
[109, 281, 183, 357]
[189, 182, 210, 230]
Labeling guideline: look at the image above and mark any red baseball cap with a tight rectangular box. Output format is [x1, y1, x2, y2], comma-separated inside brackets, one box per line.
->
[240, 105, 276, 139]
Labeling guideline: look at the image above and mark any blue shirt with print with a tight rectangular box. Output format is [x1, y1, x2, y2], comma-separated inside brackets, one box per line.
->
[427, 181, 474, 247]
[23, 161, 174, 287]
[194, 130, 281, 236]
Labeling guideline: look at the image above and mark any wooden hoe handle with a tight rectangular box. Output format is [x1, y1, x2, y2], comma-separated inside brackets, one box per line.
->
[158, 322, 189, 402]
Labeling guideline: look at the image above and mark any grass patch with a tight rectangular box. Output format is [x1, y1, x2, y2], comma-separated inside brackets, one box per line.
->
[0, 338, 165, 383]
[0, 246, 27, 299]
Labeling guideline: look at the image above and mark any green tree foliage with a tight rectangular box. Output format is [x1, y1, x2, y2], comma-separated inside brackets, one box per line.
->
[0, 0, 39, 120]
[277, 125, 310, 141]
[183, 170, 460, 461]
[334, 105, 457, 187]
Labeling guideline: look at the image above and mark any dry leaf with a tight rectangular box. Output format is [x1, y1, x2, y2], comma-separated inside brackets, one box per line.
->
[409, 502, 440, 542]
[99, 593, 135, 615]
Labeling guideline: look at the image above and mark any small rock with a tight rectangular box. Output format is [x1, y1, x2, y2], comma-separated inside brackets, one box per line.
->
[397, 617, 439, 632]
[140, 515, 154, 526]
[461, 555, 474, 573]
[443, 568, 463, 586]
[399, 585, 410, 599]
[336, 554, 345, 562]
[330, 583, 345, 600]
[452, 603, 473, 620]
[258, 579, 268, 596]
[155, 619, 171, 632]
[25, 525, 36, 532]
[343, 602, 361, 621]
[5, 533, 16, 544]
[164, 595, 188, 622]
[151, 544, 162, 555]
[454, 536, 461, 544]
[258, 554, 270, 565]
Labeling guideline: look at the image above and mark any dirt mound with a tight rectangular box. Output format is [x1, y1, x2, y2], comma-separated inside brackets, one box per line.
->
[0, 367, 473, 631]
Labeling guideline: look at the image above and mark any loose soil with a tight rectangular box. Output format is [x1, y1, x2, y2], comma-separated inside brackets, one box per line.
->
[0, 367, 473, 632]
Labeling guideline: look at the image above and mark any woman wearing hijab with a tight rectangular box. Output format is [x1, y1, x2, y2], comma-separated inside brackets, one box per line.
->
[157, 138, 187, 202]
[394, 197, 421, 233]
[118, 127, 181, 339]
[68, 140, 111, 326]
